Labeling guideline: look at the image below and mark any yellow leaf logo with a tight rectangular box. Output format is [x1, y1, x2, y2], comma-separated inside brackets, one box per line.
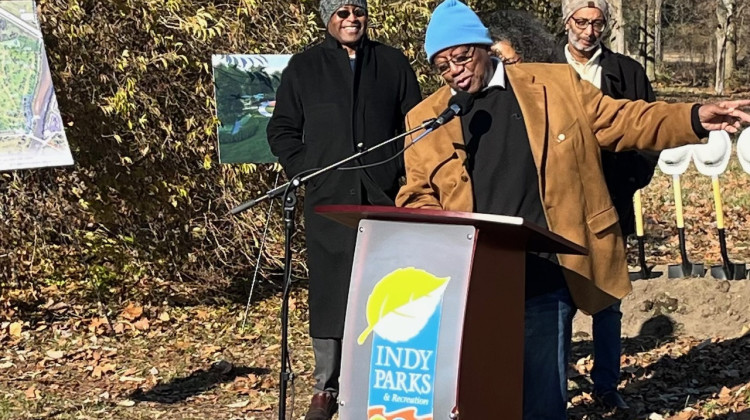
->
[357, 267, 449, 345]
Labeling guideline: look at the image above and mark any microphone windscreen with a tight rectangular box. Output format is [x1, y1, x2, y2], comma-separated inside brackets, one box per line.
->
[449, 91, 475, 116]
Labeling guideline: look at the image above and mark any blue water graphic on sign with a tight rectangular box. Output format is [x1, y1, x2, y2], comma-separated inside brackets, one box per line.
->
[367, 305, 443, 418]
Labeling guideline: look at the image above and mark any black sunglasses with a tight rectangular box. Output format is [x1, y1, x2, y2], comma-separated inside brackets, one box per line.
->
[335, 8, 366, 19]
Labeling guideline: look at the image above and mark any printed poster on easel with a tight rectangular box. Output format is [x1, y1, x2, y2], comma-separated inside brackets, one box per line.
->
[212, 54, 291, 164]
[0, 0, 73, 171]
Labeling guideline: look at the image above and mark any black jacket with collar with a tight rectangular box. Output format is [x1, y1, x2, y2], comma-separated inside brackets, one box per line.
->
[598, 46, 658, 236]
[556, 44, 657, 235]
[266, 32, 421, 337]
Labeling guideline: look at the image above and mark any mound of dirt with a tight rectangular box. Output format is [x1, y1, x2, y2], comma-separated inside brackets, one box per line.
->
[573, 266, 750, 340]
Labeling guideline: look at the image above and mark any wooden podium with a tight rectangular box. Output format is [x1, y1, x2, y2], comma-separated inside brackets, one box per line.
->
[317, 205, 586, 420]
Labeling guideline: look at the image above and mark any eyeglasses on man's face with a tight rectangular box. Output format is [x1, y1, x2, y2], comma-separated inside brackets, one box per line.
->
[335, 7, 366, 19]
[570, 17, 606, 32]
[434, 46, 476, 75]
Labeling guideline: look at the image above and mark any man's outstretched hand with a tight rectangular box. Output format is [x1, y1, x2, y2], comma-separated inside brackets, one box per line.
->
[699, 99, 750, 133]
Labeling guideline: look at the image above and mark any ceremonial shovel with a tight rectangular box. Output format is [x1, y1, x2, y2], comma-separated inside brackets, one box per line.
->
[693, 131, 746, 280]
[658, 146, 705, 278]
[737, 128, 750, 174]
[628, 189, 661, 280]
[731, 128, 750, 275]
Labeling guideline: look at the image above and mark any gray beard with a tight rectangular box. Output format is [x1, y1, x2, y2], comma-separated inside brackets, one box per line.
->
[569, 31, 601, 53]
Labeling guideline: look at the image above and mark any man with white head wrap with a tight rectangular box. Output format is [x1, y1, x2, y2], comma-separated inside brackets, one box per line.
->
[562, 0, 657, 410]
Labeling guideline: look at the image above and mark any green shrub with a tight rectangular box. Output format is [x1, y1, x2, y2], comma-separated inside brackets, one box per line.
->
[0, 0, 532, 309]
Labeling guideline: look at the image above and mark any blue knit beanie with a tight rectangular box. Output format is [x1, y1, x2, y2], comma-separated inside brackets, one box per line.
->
[425, 0, 493, 63]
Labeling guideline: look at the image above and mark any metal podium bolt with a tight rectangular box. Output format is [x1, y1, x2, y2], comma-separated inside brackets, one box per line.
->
[467, 234, 473, 240]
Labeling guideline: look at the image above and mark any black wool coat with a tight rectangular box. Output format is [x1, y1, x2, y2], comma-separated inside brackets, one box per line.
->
[598, 47, 658, 236]
[266, 33, 422, 338]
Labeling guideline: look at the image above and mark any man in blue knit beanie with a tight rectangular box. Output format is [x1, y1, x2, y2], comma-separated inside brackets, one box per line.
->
[396, 1, 750, 419]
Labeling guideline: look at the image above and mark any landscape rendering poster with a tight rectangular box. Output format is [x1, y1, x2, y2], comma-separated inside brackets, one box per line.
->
[212, 54, 291, 164]
[0, 0, 73, 171]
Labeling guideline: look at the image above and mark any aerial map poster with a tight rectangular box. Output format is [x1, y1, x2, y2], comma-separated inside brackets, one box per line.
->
[0, 0, 73, 172]
[212, 54, 291, 164]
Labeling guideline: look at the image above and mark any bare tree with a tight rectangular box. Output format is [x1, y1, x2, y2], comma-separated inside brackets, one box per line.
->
[646, 0, 656, 80]
[715, 0, 734, 93]
[635, 0, 657, 80]
[654, 0, 664, 69]
[725, 11, 737, 78]
[609, 0, 626, 53]
[638, 2, 648, 69]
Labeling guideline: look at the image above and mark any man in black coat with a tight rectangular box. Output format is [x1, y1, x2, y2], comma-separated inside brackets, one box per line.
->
[266, 1, 422, 418]
[561, 0, 657, 411]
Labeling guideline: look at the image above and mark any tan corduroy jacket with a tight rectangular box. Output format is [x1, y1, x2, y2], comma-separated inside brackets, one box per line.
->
[396, 63, 702, 314]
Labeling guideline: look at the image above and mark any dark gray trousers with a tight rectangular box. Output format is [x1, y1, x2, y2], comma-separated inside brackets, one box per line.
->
[312, 338, 341, 397]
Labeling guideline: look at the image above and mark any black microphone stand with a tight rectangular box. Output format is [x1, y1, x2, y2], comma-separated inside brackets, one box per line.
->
[230, 118, 435, 420]
[279, 181, 297, 420]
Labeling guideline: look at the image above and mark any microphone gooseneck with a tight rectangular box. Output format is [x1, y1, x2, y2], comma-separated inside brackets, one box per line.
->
[427, 91, 475, 130]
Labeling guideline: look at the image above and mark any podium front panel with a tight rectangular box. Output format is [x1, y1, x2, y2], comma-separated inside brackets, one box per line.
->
[339, 219, 476, 420]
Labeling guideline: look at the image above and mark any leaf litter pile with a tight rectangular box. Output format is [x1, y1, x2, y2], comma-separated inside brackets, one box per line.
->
[2, 283, 749, 419]
[2, 88, 750, 419]
[0, 288, 313, 419]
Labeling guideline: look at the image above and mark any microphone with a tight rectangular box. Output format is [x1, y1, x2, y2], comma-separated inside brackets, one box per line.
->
[427, 91, 474, 130]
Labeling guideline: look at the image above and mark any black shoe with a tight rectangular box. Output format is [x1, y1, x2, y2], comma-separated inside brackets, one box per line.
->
[595, 390, 630, 410]
[304, 392, 338, 420]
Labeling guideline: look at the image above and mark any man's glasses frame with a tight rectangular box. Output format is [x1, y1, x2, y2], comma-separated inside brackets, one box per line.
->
[434, 46, 476, 75]
[335, 8, 366, 19]
[569, 17, 606, 32]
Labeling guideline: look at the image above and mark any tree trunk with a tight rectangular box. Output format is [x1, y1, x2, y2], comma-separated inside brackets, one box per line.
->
[725, 18, 736, 78]
[646, 0, 656, 81]
[608, 0, 626, 54]
[638, 4, 648, 70]
[654, 0, 663, 70]
[715, 0, 734, 94]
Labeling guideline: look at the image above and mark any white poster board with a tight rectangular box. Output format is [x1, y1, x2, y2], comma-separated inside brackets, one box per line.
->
[0, 0, 73, 171]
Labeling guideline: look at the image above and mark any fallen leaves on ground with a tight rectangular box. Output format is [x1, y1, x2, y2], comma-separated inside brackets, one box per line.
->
[569, 334, 750, 419]
[0, 289, 313, 419]
[1, 284, 749, 419]
[0, 87, 748, 420]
